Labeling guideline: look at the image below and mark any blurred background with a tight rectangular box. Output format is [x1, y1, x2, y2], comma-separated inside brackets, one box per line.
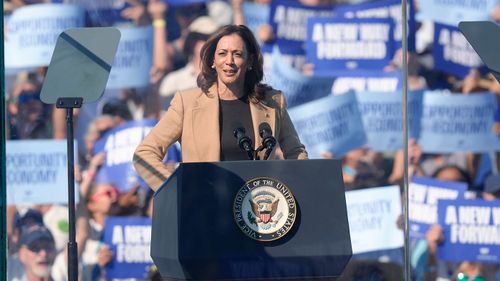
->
[3, 0, 500, 280]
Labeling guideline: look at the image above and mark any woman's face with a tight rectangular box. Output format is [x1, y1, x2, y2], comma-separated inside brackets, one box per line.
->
[88, 184, 118, 215]
[213, 34, 250, 89]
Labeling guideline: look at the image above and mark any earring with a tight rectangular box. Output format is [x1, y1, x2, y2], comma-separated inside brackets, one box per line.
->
[211, 65, 215, 69]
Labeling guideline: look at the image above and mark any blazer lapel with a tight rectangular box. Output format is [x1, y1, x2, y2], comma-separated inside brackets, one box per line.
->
[192, 85, 220, 161]
[250, 101, 276, 153]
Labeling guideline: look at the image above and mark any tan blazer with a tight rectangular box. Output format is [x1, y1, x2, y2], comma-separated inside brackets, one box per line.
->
[133, 84, 307, 191]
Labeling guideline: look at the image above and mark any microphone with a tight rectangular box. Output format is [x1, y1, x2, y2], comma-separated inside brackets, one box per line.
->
[233, 127, 255, 160]
[258, 122, 276, 160]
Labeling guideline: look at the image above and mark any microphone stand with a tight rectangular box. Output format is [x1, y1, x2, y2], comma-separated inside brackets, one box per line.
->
[263, 146, 274, 160]
[233, 126, 276, 160]
[258, 123, 276, 161]
[254, 143, 275, 160]
[245, 147, 255, 160]
[255, 145, 274, 160]
[234, 127, 256, 160]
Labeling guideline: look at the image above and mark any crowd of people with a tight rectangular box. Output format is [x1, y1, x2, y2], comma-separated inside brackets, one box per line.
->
[4, 0, 500, 280]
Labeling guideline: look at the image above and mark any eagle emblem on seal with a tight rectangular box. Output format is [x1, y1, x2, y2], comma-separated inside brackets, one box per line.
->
[249, 191, 281, 225]
[233, 178, 296, 241]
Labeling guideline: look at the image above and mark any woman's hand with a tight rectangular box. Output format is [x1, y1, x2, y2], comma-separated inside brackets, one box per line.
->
[148, 0, 167, 21]
[256, 24, 274, 43]
[97, 245, 114, 268]
[118, 185, 140, 209]
[426, 224, 444, 254]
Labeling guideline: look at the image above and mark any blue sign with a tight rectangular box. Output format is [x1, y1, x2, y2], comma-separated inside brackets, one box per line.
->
[433, 23, 484, 78]
[163, 0, 206, 5]
[438, 199, 500, 263]
[346, 185, 404, 254]
[103, 217, 153, 279]
[66, 0, 135, 27]
[331, 70, 402, 94]
[335, 0, 416, 51]
[306, 17, 394, 74]
[6, 139, 78, 205]
[242, 2, 270, 39]
[267, 47, 333, 108]
[409, 176, 467, 239]
[419, 91, 499, 153]
[269, 0, 334, 54]
[93, 119, 157, 192]
[356, 90, 423, 151]
[107, 26, 153, 89]
[417, 0, 496, 25]
[289, 92, 367, 158]
[4, 4, 85, 69]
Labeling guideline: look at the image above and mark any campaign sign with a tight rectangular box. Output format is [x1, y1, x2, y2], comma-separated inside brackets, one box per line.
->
[103, 217, 153, 279]
[419, 91, 499, 153]
[409, 176, 467, 239]
[107, 26, 153, 89]
[162, 0, 206, 5]
[93, 119, 156, 192]
[64, 0, 131, 10]
[356, 90, 423, 151]
[242, 2, 270, 38]
[4, 4, 85, 69]
[331, 70, 402, 95]
[306, 17, 394, 74]
[437, 199, 500, 263]
[6, 139, 77, 205]
[417, 0, 496, 25]
[433, 23, 484, 79]
[345, 185, 404, 254]
[64, 0, 134, 27]
[269, 0, 334, 54]
[267, 47, 333, 108]
[335, 0, 416, 51]
[289, 92, 367, 158]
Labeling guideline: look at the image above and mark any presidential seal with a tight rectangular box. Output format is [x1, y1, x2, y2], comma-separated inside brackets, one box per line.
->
[233, 178, 297, 241]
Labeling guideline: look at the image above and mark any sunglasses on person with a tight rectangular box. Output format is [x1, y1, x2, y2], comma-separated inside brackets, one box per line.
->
[90, 188, 118, 201]
[456, 273, 486, 281]
[17, 91, 41, 104]
[26, 239, 55, 253]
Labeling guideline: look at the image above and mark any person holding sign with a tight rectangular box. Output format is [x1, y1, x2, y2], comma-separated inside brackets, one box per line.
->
[134, 24, 308, 191]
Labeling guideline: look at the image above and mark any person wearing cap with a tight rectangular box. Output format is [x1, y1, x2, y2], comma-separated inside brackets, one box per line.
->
[8, 224, 56, 281]
[134, 24, 308, 191]
[159, 16, 219, 101]
[8, 209, 44, 255]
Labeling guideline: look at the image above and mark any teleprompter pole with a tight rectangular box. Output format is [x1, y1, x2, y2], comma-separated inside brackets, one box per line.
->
[57, 97, 83, 281]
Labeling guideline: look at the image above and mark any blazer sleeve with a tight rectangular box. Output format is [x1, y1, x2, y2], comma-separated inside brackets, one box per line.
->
[276, 93, 308, 160]
[133, 91, 184, 191]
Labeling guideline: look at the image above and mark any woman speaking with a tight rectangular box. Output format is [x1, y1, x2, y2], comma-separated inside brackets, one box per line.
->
[134, 24, 307, 191]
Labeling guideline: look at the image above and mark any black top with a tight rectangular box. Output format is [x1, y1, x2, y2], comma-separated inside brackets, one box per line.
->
[219, 97, 254, 161]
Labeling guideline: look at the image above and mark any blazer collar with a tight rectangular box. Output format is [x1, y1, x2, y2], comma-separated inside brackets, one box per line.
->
[192, 84, 220, 162]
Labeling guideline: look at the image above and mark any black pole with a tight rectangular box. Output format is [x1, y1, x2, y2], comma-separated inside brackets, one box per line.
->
[57, 97, 82, 281]
[66, 107, 78, 281]
[1, 1, 7, 278]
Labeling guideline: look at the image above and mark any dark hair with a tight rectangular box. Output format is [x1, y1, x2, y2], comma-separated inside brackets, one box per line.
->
[183, 32, 210, 59]
[197, 24, 270, 102]
[432, 165, 472, 187]
[14, 209, 44, 230]
[102, 97, 133, 121]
